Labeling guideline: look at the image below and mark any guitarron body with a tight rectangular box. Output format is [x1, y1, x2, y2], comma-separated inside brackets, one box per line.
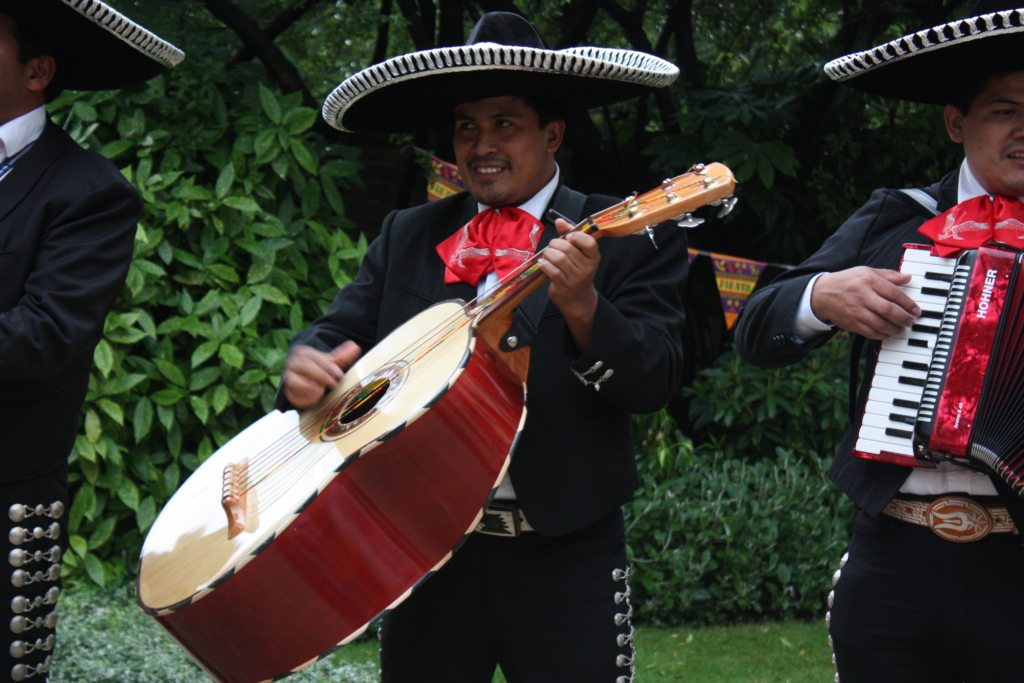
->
[137, 301, 526, 682]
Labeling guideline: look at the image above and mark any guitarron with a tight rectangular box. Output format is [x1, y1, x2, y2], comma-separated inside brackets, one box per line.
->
[136, 163, 736, 682]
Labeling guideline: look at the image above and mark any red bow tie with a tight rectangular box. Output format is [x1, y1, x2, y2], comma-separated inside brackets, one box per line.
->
[918, 195, 1024, 257]
[436, 206, 543, 286]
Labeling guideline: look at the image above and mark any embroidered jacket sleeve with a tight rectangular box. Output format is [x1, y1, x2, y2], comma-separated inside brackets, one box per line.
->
[561, 221, 688, 413]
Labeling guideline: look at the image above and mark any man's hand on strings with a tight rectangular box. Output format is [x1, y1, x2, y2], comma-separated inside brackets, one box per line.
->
[281, 341, 363, 409]
[539, 218, 600, 350]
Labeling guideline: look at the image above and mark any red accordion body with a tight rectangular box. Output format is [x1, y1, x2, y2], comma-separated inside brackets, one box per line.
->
[853, 244, 1024, 494]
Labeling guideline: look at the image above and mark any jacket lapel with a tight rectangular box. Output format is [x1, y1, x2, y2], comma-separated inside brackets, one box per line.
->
[0, 121, 67, 224]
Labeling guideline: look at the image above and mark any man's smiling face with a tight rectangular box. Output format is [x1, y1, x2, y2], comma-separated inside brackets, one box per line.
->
[946, 71, 1024, 197]
[452, 95, 564, 207]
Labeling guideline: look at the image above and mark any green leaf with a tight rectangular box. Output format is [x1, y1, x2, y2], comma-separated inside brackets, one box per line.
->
[154, 358, 187, 386]
[69, 484, 97, 529]
[223, 196, 262, 214]
[215, 162, 236, 198]
[219, 344, 245, 369]
[97, 399, 124, 426]
[93, 339, 114, 377]
[89, 517, 116, 548]
[240, 296, 262, 325]
[84, 553, 106, 587]
[289, 138, 318, 175]
[283, 107, 317, 134]
[136, 496, 157, 532]
[133, 397, 154, 442]
[251, 284, 289, 305]
[85, 409, 102, 443]
[212, 385, 230, 414]
[117, 479, 140, 511]
[258, 83, 282, 124]
[191, 340, 220, 368]
[69, 535, 89, 559]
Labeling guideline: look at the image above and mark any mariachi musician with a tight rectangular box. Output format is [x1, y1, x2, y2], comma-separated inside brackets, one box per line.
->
[735, 1, 1024, 681]
[0, 1, 182, 680]
[278, 11, 687, 682]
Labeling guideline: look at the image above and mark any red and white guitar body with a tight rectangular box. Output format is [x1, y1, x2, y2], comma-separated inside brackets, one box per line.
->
[137, 302, 525, 682]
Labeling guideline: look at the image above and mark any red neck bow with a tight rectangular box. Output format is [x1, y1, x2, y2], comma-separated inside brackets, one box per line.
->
[918, 194, 1024, 257]
[436, 206, 543, 286]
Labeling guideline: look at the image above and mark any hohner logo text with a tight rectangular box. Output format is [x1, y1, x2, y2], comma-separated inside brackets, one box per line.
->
[976, 269, 998, 319]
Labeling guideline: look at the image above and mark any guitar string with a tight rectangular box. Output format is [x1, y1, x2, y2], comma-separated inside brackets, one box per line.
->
[227, 172, 721, 500]
[226, 172, 722, 503]
[225, 172, 725, 506]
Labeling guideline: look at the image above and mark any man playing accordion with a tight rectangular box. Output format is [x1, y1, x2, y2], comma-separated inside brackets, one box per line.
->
[735, 1, 1024, 681]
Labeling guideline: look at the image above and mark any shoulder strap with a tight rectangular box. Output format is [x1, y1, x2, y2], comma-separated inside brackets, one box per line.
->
[897, 188, 941, 217]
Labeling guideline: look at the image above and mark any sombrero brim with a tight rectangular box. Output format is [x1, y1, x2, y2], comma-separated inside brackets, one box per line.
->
[3, 0, 184, 90]
[824, 8, 1024, 104]
[323, 43, 679, 132]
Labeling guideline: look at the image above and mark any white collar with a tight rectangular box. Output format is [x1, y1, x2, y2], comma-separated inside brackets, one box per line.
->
[957, 157, 1024, 202]
[476, 164, 561, 221]
[0, 107, 46, 163]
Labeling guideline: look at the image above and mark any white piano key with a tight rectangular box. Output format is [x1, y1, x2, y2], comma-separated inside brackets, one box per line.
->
[854, 434, 915, 456]
[866, 385, 925, 408]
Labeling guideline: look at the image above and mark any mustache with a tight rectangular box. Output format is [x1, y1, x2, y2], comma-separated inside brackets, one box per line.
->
[466, 155, 510, 167]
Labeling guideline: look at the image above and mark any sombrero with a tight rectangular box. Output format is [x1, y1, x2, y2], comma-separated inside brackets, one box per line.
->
[824, 1, 1024, 104]
[322, 11, 679, 133]
[2, 0, 184, 90]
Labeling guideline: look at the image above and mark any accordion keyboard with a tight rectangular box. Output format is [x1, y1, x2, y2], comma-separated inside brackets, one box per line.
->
[854, 246, 958, 465]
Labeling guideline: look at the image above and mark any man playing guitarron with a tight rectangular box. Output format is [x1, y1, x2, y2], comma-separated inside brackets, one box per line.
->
[278, 11, 688, 682]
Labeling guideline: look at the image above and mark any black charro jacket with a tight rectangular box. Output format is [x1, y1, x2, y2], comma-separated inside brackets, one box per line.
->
[278, 185, 689, 536]
[0, 120, 140, 482]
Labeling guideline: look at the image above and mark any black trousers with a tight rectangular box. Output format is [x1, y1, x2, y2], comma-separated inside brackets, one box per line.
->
[828, 509, 1024, 683]
[379, 509, 635, 683]
[0, 463, 67, 682]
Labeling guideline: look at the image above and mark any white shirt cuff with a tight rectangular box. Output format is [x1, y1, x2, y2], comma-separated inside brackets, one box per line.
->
[794, 273, 834, 339]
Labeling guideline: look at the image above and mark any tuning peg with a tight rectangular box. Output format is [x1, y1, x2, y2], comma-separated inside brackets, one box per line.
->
[675, 213, 705, 229]
[713, 196, 738, 218]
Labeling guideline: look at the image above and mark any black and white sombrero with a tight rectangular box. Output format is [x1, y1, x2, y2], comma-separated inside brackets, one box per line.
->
[322, 11, 679, 133]
[2, 0, 184, 90]
[824, 1, 1024, 104]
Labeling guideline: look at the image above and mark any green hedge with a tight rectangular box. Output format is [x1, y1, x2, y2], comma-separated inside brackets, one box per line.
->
[51, 58, 364, 587]
[625, 340, 855, 624]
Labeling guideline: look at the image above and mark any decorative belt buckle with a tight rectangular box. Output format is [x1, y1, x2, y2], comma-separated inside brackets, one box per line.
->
[476, 502, 520, 537]
[925, 496, 993, 542]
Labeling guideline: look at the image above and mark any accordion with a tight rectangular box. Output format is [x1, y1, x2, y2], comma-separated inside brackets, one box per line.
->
[852, 243, 1024, 494]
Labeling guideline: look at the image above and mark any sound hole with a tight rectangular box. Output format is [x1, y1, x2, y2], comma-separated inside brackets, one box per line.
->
[320, 363, 407, 440]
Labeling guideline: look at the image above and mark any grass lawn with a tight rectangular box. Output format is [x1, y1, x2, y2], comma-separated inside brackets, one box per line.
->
[50, 583, 833, 681]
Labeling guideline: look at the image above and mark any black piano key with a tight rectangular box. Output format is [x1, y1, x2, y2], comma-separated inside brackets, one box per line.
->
[899, 377, 926, 387]
[911, 323, 940, 334]
[885, 427, 914, 439]
[921, 286, 950, 297]
[893, 398, 920, 409]
[890, 413, 917, 425]
[909, 338, 930, 348]
[902, 361, 930, 371]
[924, 271, 953, 283]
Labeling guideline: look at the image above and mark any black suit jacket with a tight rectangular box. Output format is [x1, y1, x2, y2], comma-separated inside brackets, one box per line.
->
[279, 185, 688, 535]
[734, 172, 979, 514]
[0, 120, 140, 482]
